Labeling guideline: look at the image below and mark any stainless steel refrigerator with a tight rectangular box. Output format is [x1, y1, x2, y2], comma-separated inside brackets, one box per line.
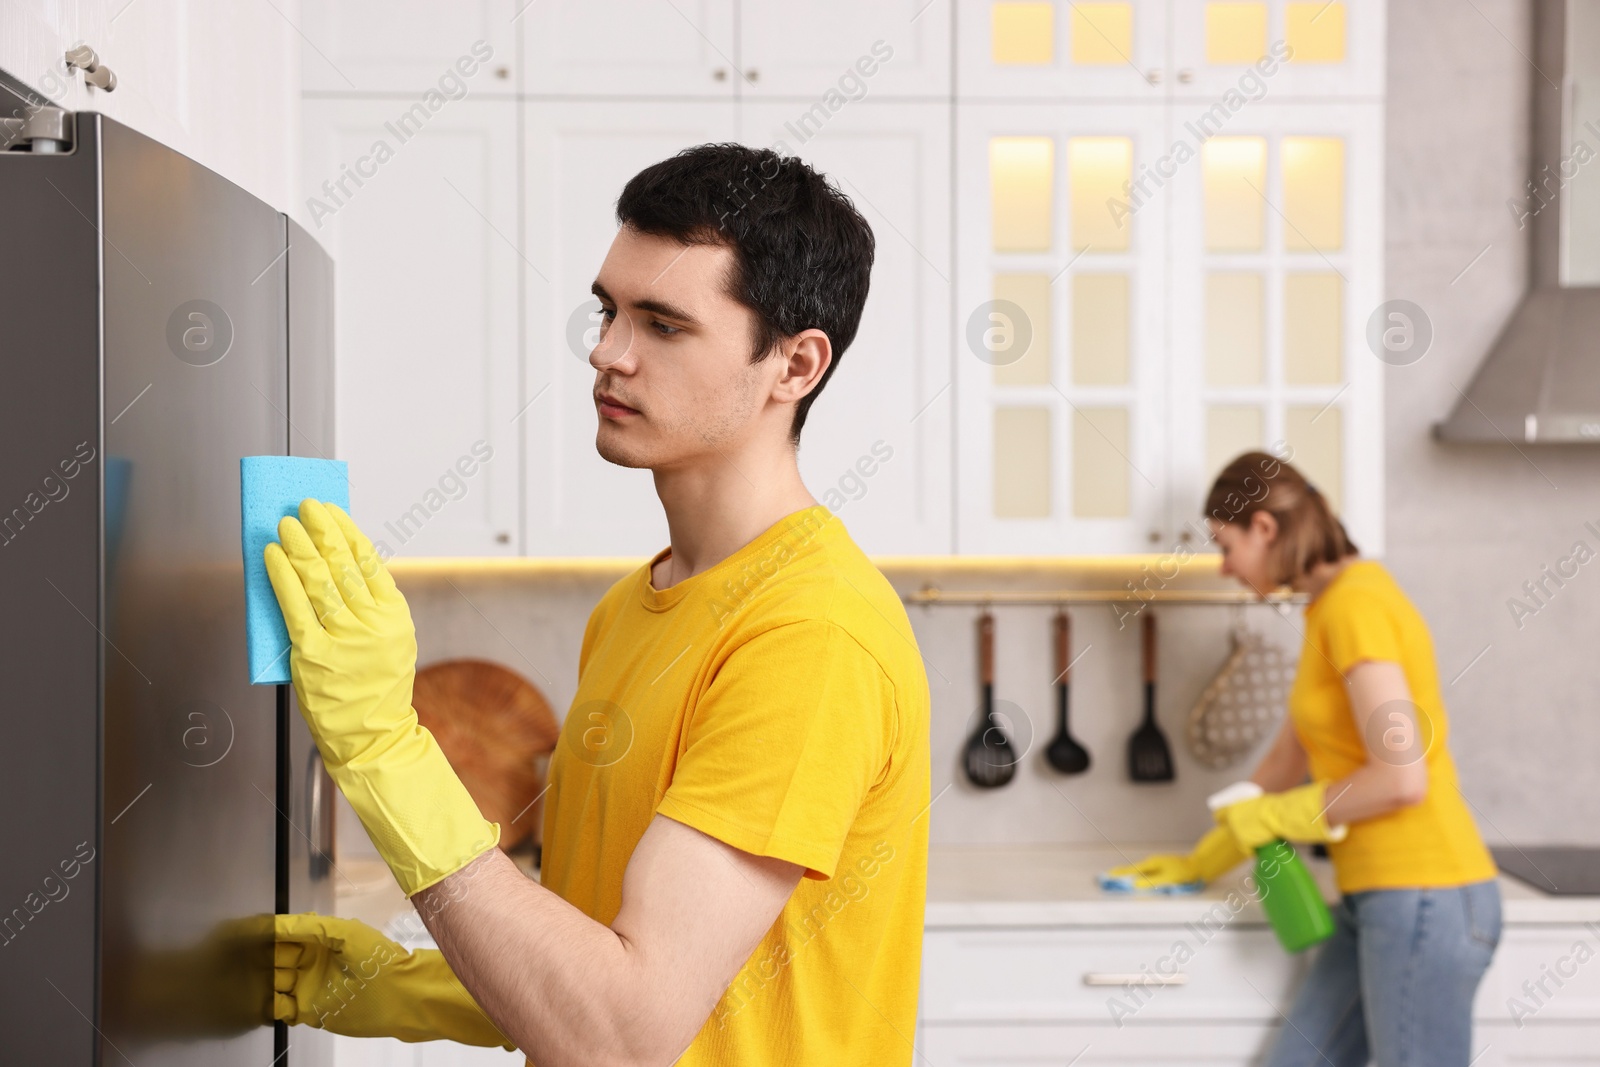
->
[1, 97, 338, 1066]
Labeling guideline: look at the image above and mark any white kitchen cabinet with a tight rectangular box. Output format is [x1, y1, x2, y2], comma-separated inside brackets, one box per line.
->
[953, 93, 1384, 555]
[956, 1, 1383, 101]
[956, 0, 1170, 100]
[918, 1022, 1280, 1064]
[921, 925, 1304, 1023]
[520, 0, 737, 98]
[740, 102, 954, 554]
[299, 0, 519, 95]
[0, 2, 298, 212]
[1165, 102, 1386, 555]
[738, 1, 950, 99]
[300, 97, 522, 557]
[1168, 1, 1385, 100]
[955, 102, 1171, 554]
[521, 101, 737, 557]
[1472, 1024, 1600, 1067]
[331, 1034, 523, 1066]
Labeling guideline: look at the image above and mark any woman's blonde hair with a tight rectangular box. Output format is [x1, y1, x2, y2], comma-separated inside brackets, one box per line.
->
[1204, 451, 1358, 585]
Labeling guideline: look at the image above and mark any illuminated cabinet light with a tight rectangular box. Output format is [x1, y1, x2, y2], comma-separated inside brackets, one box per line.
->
[993, 2, 1055, 65]
[1282, 136, 1344, 251]
[991, 136, 1054, 252]
[1070, 3, 1134, 66]
[1286, 2, 1347, 63]
[1206, 3, 1268, 64]
[1069, 136, 1132, 252]
[1202, 136, 1267, 251]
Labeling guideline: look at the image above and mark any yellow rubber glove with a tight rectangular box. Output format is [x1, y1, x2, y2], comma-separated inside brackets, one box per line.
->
[264, 499, 498, 895]
[1106, 826, 1249, 889]
[1213, 781, 1349, 852]
[274, 913, 514, 1049]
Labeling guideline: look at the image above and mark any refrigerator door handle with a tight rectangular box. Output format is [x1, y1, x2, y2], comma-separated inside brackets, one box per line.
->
[306, 748, 335, 882]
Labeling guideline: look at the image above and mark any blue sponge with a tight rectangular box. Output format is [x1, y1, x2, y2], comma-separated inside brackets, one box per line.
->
[240, 456, 349, 685]
[1096, 871, 1205, 895]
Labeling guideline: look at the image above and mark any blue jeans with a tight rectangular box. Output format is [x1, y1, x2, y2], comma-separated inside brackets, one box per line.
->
[1264, 879, 1502, 1067]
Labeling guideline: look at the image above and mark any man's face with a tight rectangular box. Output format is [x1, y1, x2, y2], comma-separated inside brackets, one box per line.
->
[587, 226, 776, 471]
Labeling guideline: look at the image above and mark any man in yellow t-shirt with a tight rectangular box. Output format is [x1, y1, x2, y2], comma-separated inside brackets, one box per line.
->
[269, 142, 931, 1066]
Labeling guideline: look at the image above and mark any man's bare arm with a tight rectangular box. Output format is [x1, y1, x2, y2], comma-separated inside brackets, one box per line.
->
[413, 813, 803, 1067]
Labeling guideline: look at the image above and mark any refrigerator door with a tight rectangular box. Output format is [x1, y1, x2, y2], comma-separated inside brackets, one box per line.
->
[0, 108, 104, 1066]
[281, 216, 338, 1067]
[96, 113, 284, 1064]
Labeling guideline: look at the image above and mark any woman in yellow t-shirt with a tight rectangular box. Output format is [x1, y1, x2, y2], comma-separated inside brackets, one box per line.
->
[1111, 452, 1501, 1067]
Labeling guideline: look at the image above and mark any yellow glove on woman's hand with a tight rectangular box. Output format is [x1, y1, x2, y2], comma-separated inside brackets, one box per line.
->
[1213, 781, 1348, 852]
[274, 913, 514, 1049]
[1106, 826, 1249, 889]
[264, 500, 498, 895]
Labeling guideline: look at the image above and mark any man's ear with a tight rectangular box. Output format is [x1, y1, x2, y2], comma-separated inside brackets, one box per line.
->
[770, 329, 832, 405]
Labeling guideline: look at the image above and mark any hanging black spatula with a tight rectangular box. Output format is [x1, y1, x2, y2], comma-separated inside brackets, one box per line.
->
[1045, 609, 1090, 774]
[1128, 611, 1174, 782]
[963, 610, 1016, 788]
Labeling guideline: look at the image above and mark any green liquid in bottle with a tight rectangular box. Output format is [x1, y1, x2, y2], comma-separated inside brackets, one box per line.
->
[1252, 840, 1336, 953]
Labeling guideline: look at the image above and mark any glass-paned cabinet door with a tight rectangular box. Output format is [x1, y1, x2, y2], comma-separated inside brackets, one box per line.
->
[957, 1, 1168, 98]
[1165, 102, 1384, 556]
[1167, 1, 1385, 98]
[956, 104, 1168, 554]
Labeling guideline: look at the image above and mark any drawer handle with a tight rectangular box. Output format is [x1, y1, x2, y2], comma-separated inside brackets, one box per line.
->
[1082, 972, 1189, 987]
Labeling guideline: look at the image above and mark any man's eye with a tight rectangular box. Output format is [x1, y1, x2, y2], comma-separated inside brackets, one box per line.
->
[651, 321, 680, 337]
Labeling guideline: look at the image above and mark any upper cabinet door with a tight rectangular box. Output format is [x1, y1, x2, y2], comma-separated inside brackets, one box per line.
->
[1168, 1, 1384, 99]
[299, 0, 519, 94]
[955, 103, 1170, 556]
[1164, 102, 1385, 556]
[740, 102, 954, 555]
[300, 98, 522, 558]
[522, 102, 739, 557]
[737, 1, 951, 99]
[521, 1, 737, 97]
[956, 0, 1168, 100]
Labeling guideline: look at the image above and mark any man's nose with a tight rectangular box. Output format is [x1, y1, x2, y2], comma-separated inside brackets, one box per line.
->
[591, 309, 636, 371]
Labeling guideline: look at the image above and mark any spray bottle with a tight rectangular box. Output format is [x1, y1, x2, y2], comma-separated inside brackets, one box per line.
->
[1207, 782, 1342, 953]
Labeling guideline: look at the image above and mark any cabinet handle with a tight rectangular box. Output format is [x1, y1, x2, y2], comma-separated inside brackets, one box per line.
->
[1177, 68, 1194, 84]
[1145, 68, 1162, 84]
[745, 68, 760, 82]
[713, 68, 728, 81]
[1082, 972, 1188, 987]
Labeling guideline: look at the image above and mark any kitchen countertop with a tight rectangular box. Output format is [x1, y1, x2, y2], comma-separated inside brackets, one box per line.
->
[925, 843, 1600, 927]
[330, 843, 1600, 940]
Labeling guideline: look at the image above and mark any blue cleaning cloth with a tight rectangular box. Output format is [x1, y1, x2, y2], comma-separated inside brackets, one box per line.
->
[1096, 871, 1205, 896]
[240, 456, 349, 685]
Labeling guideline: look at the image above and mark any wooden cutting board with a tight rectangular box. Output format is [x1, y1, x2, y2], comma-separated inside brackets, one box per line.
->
[412, 658, 560, 850]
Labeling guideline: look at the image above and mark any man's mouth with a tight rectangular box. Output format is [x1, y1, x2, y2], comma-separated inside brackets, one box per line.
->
[595, 392, 640, 418]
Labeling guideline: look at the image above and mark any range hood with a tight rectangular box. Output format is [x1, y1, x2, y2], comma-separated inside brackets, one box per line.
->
[1436, 0, 1600, 443]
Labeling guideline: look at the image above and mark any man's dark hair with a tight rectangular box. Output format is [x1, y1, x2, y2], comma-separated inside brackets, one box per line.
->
[615, 143, 875, 443]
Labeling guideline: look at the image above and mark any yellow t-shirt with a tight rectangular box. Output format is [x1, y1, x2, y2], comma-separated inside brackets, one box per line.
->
[539, 504, 930, 1066]
[1289, 559, 1496, 894]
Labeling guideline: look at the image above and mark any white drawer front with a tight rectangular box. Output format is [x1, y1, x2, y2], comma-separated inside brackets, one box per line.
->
[917, 1022, 1280, 1065]
[1476, 927, 1600, 1025]
[921, 926, 1307, 1024]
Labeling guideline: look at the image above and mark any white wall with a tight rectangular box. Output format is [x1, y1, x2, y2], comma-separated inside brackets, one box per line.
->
[1385, 0, 1600, 845]
[0, 0, 301, 213]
